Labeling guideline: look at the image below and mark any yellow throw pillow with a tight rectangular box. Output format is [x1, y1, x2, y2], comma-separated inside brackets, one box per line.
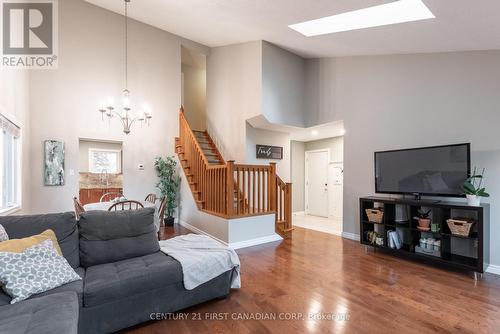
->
[0, 229, 63, 256]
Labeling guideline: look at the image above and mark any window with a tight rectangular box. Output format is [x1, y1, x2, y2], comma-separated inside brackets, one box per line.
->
[0, 114, 21, 213]
[89, 149, 121, 174]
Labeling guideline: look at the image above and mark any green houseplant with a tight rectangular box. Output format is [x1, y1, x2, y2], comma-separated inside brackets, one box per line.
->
[154, 156, 180, 226]
[462, 167, 490, 206]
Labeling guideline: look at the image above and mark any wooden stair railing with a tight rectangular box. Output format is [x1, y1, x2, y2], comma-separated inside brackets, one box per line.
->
[176, 107, 292, 235]
[276, 175, 293, 234]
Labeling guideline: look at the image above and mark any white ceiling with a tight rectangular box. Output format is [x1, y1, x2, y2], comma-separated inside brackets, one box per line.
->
[248, 115, 345, 142]
[85, 0, 500, 58]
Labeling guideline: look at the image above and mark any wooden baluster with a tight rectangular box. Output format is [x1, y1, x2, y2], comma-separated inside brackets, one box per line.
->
[269, 163, 276, 213]
[226, 161, 234, 217]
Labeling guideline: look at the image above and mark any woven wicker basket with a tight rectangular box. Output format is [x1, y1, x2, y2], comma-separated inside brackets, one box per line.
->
[365, 208, 384, 224]
[446, 219, 474, 237]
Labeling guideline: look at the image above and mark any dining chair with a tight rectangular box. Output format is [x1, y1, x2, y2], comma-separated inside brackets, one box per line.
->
[108, 200, 144, 211]
[100, 192, 123, 202]
[73, 197, 85, 220]
[144, 193, 157, 203]
[157, 197, 167, 239]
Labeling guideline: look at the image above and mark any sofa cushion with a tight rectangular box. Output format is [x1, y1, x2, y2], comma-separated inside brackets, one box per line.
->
[0, 212, 79, 268]
[83, 252, 182, 307]
[0, 229, 63, 256]
[0, 239, 82, 304]
[0, 267, 85, 307]
[0, 291, 79, 334]
[78, 208, 159, 268]
[0, 224, 8, 241]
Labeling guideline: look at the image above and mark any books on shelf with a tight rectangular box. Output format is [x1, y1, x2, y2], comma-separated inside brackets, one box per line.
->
[387, 230, 402, 249]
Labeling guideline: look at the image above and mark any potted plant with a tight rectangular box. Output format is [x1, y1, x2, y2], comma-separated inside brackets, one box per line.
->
[154, 156, 180, 226]
[462, 167, 490, 206]
[415, 209, 431, 230]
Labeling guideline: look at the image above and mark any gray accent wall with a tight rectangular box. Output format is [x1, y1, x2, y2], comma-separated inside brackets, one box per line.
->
[262, 41, 305, 127]
[305, 51, 500, 267]
[291, 141, 305, 212]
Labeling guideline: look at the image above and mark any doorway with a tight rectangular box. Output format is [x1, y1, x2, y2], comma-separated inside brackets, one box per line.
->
[305, 149, 329, 217]
[290, 134, 344, 236]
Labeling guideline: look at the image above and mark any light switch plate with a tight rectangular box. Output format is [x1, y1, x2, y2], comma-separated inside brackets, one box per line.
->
[138, 164, 145, 170]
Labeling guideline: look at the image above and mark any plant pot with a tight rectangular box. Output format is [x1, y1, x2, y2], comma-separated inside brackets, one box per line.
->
[164, 216, 175, 226]
[418, 218, 431, 228]
[466, 194, 481, 206]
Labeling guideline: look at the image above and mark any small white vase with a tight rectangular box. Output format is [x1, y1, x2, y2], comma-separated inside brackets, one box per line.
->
[466, 194, 481, 206]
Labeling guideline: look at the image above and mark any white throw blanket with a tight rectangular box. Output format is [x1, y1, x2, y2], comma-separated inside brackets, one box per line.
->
[159, 234, 241, 290]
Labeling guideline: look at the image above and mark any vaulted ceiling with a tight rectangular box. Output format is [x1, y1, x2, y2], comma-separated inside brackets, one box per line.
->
[85, 0, 500, 58]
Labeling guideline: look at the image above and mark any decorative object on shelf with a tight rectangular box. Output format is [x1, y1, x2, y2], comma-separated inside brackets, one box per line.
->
[365, 208, 384, 223]
[256, 145, 283, 160]
[365, 231, 383, 245]
[395, 204, 410, 223]
[44, 140, 65, 186]
[447, 218, 475, 237]
[97, 0, 152, 135]
[387, 230, 402, 249]
[416, 237, 441, 257]
[154, 156, 180, 226]
[462, 167, 489, 206]
[414, 209, 431, 229]
[431, 221, 440, 233]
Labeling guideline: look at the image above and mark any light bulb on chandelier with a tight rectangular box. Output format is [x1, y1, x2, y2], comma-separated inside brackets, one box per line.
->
[97, 0, 152, 135]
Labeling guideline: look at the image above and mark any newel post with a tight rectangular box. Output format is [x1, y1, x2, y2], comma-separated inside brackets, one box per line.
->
[269, 163, 277, 212]
[226, 160, 235, 216]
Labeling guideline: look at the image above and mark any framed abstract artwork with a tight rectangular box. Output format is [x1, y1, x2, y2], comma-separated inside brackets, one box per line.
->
[44, 140, 65, 186]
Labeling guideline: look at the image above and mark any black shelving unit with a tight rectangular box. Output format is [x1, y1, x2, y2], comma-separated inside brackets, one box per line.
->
[360, 196, 489, 277]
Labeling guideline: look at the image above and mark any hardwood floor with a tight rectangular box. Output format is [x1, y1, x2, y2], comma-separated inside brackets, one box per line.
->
[126, 225, 500, 334]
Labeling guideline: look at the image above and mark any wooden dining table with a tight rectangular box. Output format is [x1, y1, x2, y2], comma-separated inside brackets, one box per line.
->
[83, 201, 155, 211]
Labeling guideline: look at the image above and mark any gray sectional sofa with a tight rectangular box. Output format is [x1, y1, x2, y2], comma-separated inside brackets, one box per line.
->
[0, 208, 234, 334]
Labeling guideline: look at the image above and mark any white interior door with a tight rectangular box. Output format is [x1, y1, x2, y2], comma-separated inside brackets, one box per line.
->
[328, 163, 343, 219]
[306, 150, 329, 217]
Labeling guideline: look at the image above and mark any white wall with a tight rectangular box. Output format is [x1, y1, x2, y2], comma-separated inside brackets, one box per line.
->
[0, 71, 30, 214]
[181, 64, 206, 130]
[28, 0, 208, 213]
[206, 41, 262, 162]
[304, 136, 343, 163]
[245, 122, 291, 181]
[261, 41, 305, 127]
[305, 51, 500, 267]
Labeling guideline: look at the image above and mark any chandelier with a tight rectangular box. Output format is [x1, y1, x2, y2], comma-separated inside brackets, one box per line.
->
[98, 0, 152, 135]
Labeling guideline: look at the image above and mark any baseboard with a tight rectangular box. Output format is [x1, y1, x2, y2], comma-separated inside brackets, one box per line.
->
[486, 264, 500, 276]
[229, 234, 283, 250]
[342, 232, 360, 241]
[293, 211, 305, 216]
[178, 220, 229, 246]
[179, 220, 283, 250]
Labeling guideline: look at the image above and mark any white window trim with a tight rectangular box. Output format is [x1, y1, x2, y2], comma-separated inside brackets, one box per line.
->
[88, 148, 122, 174]
[0, 109, 22, 215]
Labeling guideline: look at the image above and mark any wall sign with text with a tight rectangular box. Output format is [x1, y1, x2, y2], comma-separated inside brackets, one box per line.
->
[256, 145, 283, 160]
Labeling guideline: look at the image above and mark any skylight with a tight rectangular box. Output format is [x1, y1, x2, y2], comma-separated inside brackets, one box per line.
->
[289, 0, 435, 37]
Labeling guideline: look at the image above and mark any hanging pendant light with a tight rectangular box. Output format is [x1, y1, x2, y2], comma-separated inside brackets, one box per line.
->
[98, 0, 152, 134]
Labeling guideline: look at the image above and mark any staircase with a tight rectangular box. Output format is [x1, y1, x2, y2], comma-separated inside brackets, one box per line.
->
[175, 107, 293, 236]
[192, 130, 224, 165]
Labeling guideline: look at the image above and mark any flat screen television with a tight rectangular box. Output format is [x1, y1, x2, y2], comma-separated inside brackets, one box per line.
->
[375, 143, 470, 198]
